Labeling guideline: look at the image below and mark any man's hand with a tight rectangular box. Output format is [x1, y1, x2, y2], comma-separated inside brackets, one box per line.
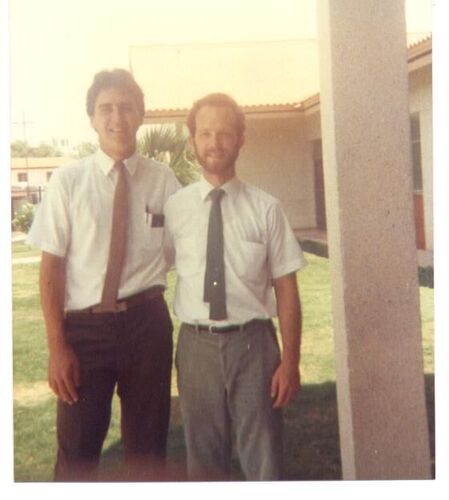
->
[40, 251, 80, 404]
[271, 272, 303, 408]
[48, 341, 80, 405]
[270, 360, 301, 408]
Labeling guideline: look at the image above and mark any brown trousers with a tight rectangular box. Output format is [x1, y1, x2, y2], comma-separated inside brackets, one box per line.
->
[55, 295, 173, 481]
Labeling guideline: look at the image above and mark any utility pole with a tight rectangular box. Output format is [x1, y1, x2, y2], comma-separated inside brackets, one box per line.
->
[12, 111, 34, 201]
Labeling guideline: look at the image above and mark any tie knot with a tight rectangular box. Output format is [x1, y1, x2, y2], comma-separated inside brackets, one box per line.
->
[209, 189, 225, 203]
[114, 161, 126, 171]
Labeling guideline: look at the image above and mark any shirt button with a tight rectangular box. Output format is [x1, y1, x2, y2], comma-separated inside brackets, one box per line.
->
[213, 281, 218, 286]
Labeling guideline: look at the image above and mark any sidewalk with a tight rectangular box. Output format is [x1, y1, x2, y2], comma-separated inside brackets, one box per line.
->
[12, 231, 27, 243]
[11, 231, 41, 264]
[12, 255, 41, 265]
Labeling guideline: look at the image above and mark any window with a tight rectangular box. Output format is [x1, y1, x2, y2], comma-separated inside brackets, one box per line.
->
[410, 113, 423, 192]
[18, 173, 28, 182]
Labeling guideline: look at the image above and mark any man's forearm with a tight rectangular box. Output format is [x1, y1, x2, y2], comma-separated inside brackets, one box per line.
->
[40, 251, 66, 350]
[273, 272, 302, 366]
[271, 272, 302, 407]
[41, 251, 80, 403]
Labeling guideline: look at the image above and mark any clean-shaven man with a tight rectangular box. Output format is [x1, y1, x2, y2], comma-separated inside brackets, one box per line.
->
[28, 69, 179, 481]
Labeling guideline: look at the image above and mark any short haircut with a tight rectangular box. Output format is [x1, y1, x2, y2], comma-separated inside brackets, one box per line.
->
[86, 69, 145, 117]
[186, 93, 245, 137]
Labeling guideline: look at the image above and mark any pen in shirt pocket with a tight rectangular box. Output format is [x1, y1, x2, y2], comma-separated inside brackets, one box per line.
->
[145, 204, 150, 224]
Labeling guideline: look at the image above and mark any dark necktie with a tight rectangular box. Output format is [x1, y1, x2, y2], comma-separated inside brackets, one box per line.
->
[203, 188, 227, 320]
[100, 161, 128, 310]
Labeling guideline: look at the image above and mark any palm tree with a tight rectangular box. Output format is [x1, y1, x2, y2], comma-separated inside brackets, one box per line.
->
[138, 125, 199, 186]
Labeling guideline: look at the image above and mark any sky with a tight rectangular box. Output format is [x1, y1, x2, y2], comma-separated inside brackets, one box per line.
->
[8, 0, 432, 148]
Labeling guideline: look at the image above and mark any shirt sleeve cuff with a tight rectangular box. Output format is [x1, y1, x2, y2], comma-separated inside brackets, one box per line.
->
[25, 236, 66, 258]
[271, 257, 308, 280]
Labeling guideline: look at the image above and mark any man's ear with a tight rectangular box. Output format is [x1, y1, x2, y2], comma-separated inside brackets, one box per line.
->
[188, 135, 194, 149]
[89, 116, 97, 132]
[238, 134, 245, 149]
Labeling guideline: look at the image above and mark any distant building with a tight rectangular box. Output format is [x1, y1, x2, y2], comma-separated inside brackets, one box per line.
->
[11, 156, 73, 215]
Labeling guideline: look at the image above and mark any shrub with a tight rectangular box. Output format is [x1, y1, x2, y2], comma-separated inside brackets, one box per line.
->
[138, 126, 200, 186]
[12, 203, 36, 233]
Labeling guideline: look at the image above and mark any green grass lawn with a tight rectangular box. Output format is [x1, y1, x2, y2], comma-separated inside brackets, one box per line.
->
[12, 249, 434, 481]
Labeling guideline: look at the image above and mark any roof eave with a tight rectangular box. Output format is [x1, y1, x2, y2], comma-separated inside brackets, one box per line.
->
[144, 103, 303, 125]
[143, 36, 432, 122]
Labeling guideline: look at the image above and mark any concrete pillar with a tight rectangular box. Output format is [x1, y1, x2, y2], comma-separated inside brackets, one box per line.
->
[317, 0, 431, 479]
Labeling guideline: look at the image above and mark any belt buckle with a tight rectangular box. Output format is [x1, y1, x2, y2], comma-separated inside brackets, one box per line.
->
[208, 324, 220, 335]
[98, 302, 128, 313]
[98, 301, 128, 313]
[114, 301, 128, 313]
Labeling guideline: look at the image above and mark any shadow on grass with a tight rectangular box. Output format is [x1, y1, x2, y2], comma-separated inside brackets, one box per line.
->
[99, 374, 435, 481]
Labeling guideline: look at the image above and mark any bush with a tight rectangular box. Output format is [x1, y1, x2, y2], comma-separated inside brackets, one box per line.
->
[138, 126, 200, 186]
[12, 203, 36, 233]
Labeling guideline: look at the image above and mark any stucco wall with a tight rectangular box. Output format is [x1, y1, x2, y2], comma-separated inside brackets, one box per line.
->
[12, 169, 52, 186]
[408, 65, 433, 250]
[304, 108, 321, 142]
[237, 114, 316, 230]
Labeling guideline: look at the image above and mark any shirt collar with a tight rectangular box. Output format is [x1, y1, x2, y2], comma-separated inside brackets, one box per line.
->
[95, 148, 140, 177]
[199, 175, 241, 202]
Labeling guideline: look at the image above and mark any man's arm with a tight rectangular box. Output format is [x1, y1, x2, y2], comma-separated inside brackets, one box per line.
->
[40, 251, 80, 404]
[271, 272, 302, 408]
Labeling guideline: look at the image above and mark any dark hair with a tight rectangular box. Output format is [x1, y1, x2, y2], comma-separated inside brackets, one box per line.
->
[186, 93, 245, 137]
[86, 69, 145, 117]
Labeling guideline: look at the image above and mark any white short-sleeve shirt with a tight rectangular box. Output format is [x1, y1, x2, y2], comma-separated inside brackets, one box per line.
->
[27, 149, 180, 310]
[164, 176, 307, 325]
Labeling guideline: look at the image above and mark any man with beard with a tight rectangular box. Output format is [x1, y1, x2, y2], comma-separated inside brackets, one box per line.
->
[27, 69, 179, 481]
[164, 93, 307, 480]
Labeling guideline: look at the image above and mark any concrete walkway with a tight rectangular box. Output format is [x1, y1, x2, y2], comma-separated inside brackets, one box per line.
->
[12, 255, 41, 265]
[12, 231, 26, 243]
[11, 231, 41, 265]
[295, 228, 433, 269]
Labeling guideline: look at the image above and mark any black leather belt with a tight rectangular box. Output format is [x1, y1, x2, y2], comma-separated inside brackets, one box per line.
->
[183, 318, 271, 334]
[65, 286, 164, 317]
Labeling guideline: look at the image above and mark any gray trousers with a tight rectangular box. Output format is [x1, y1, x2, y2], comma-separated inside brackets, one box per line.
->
[176, 320, 283, 481]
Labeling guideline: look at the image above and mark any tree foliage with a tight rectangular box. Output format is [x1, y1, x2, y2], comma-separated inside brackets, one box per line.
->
[11, 140, 62, 158]
[73, 142, 98, 158]
[138, 126, 199, 186]
[11, 140, 28, 157]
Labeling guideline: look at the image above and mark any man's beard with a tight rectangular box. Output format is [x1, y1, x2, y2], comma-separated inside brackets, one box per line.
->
[194, 145, 239, 175]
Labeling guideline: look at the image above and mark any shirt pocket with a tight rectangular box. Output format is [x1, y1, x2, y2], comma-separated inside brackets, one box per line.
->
[175, 234, 202, 278]
[143, 213, 164, 251]
[233, 240, 267, 283]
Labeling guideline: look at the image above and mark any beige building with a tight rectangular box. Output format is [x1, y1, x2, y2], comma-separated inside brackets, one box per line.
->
[138, 36, 433, 256]
[11, 156, 73, 214]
